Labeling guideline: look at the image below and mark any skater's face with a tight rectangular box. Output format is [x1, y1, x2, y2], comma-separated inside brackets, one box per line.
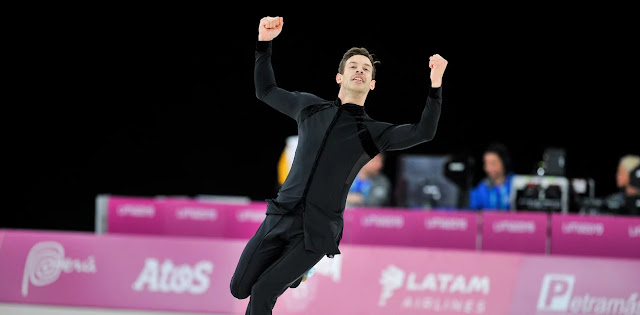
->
[336, 55, 376, 93]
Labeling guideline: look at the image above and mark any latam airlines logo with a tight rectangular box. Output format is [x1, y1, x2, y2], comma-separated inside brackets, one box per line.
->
[22, 241, 97, 297]
[379, 265, 489, 313]
[537, 274, 639, 314]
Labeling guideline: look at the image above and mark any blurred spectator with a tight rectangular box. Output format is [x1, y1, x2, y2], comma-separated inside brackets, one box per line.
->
[469, 142, 515, 211]
[346, 153, 391, 208]
[628, 165, 640, 214]
[277, 135, 298, 187]
[605, 154, 640, 216]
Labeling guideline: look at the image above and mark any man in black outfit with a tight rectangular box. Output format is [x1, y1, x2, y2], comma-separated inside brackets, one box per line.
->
[230, 16, 448, 314]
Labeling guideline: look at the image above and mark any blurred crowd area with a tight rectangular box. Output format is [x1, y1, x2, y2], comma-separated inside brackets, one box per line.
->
[278, 136, 640, 216]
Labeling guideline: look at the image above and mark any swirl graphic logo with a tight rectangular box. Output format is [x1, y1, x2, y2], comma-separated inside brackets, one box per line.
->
[22, 241, 96, 297]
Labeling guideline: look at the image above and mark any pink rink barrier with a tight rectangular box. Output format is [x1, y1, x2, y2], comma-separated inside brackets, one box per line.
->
[344, 208, 478, 250]
[481, 211, 548, 254]
[550, 213, 640, 258]
[107, 196, 267, 239]
[104, 195, 640, 259]
[0, 229, 639, 315]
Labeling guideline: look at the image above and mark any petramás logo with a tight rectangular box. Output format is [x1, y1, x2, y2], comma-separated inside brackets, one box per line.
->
[22, 241, 97, 297]
[537, 274, 639, 314]
[131, 258, 213, 294]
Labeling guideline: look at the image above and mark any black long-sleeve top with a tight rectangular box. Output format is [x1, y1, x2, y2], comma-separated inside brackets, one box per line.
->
[255, 41, 442, 257]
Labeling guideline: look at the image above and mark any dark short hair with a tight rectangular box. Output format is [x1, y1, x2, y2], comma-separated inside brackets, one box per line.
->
[338, 47, 379, 79]
[485, 142, 513, 173]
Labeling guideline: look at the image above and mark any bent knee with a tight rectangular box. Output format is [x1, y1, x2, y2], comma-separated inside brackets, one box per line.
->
[230, 279, 250, 300]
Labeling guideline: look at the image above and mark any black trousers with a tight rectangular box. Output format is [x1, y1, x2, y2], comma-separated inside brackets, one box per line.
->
[230, 212, 325, 315]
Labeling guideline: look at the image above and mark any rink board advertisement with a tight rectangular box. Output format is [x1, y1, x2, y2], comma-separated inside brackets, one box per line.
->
[481, 211, 548, 254]
[107, 196, 267, 239]
[343, 208, 478, 250]
[103, 195, 640, 259]
[550, 213, 640, 258]
[508, 255, 640, 315]
[0, 230, 249, 314]
[1, 229, 638, 315]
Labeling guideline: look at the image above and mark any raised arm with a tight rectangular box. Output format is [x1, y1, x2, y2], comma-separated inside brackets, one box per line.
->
[255, 16, 324, 120]
[375, 54, 448, 151]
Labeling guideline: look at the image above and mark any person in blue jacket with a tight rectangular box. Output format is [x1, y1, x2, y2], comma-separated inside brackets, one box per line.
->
[469, 142, 514, 211]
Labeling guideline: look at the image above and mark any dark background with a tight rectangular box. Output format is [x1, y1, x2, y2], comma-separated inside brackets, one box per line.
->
[5, 9, 638, 232]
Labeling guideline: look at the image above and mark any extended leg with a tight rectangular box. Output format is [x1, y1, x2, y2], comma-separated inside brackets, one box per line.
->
[246, 235, 324, 314]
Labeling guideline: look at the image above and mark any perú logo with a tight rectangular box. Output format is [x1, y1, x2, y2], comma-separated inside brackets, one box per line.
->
[22, 241, 97, 297]
[131, 258, 213, 294]
[378, 265, 490, 307]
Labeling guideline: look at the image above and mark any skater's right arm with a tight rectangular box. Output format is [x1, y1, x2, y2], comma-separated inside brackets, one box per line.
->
[255, 16, 323, 120]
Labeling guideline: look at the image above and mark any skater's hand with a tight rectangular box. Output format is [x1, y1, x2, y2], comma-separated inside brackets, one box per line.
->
[429, 54, 447, 88]
[258, 16, 284, 41]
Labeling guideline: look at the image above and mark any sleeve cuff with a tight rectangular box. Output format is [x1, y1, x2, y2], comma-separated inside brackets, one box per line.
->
[256, 40, 272, 52]
[429, 86, 442, 99]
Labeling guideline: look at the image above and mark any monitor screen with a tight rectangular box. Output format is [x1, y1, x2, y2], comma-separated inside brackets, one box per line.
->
[395, 154, 471, 210]
[510, 175, 569, 213]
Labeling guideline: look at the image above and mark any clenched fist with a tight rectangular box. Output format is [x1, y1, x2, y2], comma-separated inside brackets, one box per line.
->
[428, 54, 448, 88]
[258, 16, 284, 42]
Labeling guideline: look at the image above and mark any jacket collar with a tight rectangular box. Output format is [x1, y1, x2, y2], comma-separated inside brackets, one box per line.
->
[335, 98, 365, 116]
